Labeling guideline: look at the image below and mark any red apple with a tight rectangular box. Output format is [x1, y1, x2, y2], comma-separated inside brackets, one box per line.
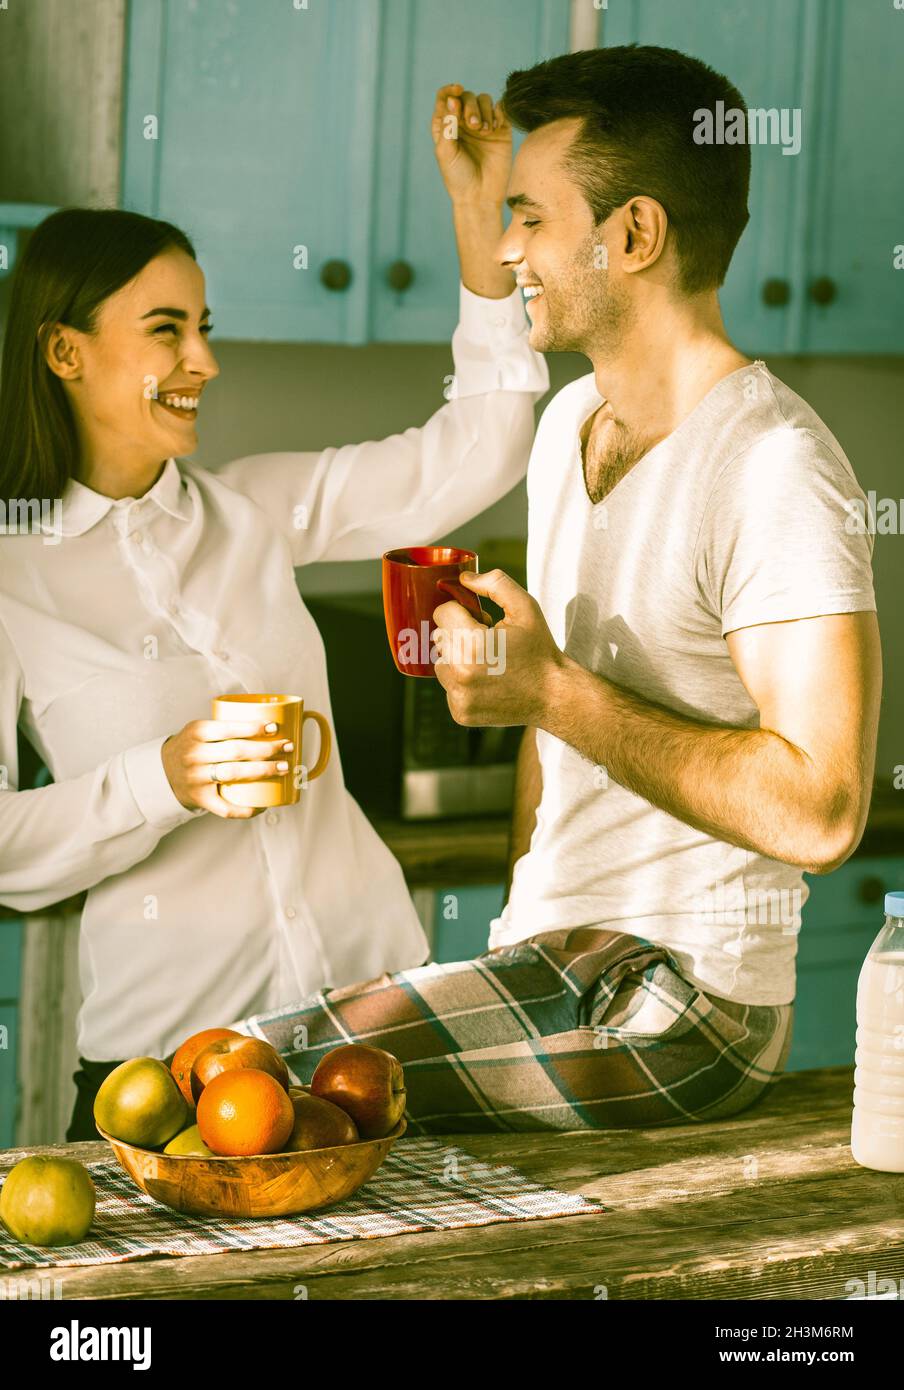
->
[310, 1044, 406, 1139]
[190, 1036, 289, 1103]
[285, 1092, 359, 1152]
[170, 1027, 242, 1107]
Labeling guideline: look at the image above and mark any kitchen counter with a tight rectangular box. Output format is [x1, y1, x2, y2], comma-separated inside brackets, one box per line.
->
[370, 813, 511, 886]
[375, 786, 899, 882]
[2, 1066, 901, 1299]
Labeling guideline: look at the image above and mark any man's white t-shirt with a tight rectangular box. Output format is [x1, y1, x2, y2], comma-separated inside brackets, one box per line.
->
[490, 361, 877, 1006]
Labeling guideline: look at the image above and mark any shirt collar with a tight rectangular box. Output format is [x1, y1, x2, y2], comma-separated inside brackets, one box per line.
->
[50, 458, 193, 538]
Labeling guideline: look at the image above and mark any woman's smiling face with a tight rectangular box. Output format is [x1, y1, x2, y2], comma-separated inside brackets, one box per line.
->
[49, 248, 220, 484]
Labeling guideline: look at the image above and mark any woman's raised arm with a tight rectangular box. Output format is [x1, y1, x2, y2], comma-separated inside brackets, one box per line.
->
[209, 282, 548, 568]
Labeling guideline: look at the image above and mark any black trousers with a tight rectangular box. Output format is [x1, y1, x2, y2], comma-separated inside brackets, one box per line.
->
[66, 1057, 126, 1142]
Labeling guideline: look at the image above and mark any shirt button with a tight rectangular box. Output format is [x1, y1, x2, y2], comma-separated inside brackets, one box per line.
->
[167, 600, 182, 617]
[132, 530, 144, 544]
[265, 812, 279, 826]
[284, 906, 297, 920]
[215, 649, 230, 661]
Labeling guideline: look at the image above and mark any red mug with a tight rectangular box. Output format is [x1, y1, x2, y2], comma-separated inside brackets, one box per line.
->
[382, 546, 490, 678]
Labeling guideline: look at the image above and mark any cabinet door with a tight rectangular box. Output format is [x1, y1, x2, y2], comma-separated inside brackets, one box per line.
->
[802, 1, 904, 351]
[371, 0, 571, 342]
[602, 0, 810, 354]
[432, 884, 505, 963]
[0, 922, 22, 1149]
[121, 0, 380, 342]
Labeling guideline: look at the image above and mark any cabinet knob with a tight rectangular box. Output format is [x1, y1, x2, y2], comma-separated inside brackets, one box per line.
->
[809, 276, 837, 306]
[387, 260, 415, 292]
[857, 875, 886, 906]
[761, 278, 791, 307]
[320, 259, 353, 292]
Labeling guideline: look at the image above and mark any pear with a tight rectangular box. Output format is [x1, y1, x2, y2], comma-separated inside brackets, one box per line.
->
[164, 1123, 215, 1157]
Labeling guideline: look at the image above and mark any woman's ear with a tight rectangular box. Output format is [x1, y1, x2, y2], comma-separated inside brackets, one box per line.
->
[40, 322, 83, 381]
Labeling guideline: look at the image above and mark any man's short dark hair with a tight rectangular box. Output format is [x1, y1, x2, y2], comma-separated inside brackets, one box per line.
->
[502, 45, 751, 294]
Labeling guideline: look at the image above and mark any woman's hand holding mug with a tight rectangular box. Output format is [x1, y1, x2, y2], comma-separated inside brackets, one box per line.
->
[161, 719, 293, 819]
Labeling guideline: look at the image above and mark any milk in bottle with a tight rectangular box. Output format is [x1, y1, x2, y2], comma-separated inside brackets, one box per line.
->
[851, 890, 904, 1172]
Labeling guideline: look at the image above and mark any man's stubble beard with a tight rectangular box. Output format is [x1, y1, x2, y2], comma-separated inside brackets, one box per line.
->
[530, 232, 635, 358]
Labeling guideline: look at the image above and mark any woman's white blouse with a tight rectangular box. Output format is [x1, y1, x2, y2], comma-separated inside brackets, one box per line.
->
[0, 285, 548, 1061]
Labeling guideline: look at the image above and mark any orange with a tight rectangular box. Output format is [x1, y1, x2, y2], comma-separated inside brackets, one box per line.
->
[196, 1068, 295, 1157]
[170, 1027, 242, 1106]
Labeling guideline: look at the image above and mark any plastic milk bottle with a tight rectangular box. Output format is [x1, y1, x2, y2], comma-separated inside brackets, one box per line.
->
[851, 890, 904, 1172]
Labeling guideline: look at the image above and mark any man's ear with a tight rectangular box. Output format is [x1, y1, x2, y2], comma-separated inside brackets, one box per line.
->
[620, 196, 668, 275]
[41, 322, 83, 381]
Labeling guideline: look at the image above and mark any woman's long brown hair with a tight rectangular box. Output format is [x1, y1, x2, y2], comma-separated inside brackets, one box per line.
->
[0, 207, 196, 504]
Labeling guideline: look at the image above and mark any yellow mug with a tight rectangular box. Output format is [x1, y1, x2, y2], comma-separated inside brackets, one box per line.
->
[211, 693, 331, 808]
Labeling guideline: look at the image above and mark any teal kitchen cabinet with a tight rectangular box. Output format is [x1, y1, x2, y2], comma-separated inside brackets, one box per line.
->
[604, 0, 805, 356]
[800, 1, 904, 351]
[786, 856, 904, 1072]
[603, 0, 904, 353]
[122, 0, 382, 342]
[121, 0, 567, 343]
[432, 884, 506, 964]
[370, 0, 570, 342]
[121, 0, 902, 348]
[0, 922, 23, 1149]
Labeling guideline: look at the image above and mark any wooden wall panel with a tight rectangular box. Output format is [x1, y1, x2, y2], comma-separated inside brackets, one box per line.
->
[15, 913, 82, 1146]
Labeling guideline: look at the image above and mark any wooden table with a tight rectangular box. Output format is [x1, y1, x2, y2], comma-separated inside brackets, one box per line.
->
[2, 1066, 901, 1300]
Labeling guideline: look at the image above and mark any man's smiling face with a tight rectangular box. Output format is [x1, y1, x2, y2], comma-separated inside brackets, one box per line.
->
[499, 117, 634, 356]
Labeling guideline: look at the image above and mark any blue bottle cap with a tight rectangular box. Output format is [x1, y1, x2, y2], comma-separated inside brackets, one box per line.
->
[885, 891, 904, 918]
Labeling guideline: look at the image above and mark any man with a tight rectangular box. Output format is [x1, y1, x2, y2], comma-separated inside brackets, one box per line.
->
[229, 49, 880, 1134]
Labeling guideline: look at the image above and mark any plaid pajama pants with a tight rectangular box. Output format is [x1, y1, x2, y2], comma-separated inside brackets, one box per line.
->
[233, 927, 794, 1134]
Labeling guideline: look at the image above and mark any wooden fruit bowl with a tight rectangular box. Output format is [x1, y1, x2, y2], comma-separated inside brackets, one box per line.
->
[96, 1120, 406, 1218]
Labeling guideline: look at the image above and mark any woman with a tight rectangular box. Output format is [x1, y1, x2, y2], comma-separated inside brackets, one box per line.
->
[0, 86, 548, 1139]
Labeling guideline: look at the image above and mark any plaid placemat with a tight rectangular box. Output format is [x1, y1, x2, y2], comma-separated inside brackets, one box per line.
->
[0, 1138, 603, 1270]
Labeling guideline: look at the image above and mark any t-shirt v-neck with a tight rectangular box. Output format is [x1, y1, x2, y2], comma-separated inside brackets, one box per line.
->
[575, 361, 762, 513]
